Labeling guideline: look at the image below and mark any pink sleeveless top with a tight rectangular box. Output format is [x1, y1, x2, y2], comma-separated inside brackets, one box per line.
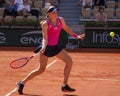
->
[47, 17, 62, 46]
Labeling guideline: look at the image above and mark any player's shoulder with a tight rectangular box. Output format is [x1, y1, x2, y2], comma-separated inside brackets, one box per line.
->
[59, 16, 64, 20]
[58, 16, 65, 23]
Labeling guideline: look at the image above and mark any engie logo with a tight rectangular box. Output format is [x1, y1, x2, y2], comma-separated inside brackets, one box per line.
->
[93, 32, 120, 45]
[20, 31, 42, 45]
[0, 32, 6, 44]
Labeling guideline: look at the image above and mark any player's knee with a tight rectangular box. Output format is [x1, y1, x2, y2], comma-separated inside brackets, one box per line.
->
[38, 67, 46, 73]
[33, 67, 46, 75]
[66, 58, 73, 66]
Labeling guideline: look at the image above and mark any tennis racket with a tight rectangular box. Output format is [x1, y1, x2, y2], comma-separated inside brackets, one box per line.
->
[10, 53, 39, 69]
[10, 45, 41, 69]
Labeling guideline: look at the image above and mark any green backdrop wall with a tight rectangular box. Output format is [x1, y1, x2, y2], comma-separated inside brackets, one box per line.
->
[0, 27, 120, 48]
[0, 27, 68, 47]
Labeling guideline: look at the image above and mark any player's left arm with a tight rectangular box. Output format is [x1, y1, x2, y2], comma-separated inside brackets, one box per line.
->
[60, 17, 85, 39]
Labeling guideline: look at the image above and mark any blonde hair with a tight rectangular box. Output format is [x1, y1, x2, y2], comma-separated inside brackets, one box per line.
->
[40, 20, 45, 26]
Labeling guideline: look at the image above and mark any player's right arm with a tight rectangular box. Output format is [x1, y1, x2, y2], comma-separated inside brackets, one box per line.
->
[40, 20, 48, 54]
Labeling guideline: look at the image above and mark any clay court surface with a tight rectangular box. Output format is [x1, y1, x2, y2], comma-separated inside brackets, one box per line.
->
[0, 47, 120, 96]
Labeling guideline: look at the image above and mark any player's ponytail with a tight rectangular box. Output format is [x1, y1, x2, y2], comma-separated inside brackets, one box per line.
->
[40, 20, 45, 26]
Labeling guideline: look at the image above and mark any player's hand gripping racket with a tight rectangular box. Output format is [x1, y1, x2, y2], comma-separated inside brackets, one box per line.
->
[10, 45, 41, 69]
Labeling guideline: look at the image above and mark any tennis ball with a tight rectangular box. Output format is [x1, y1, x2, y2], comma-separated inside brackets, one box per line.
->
[109, 32, 115, 37]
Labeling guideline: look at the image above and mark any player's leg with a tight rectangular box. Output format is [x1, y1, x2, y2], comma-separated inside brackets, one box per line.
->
[56, 49, 75, 92]
[22, 54, 48, 84]
[56, 49, 73, 84]
[17, 54, 48, 94]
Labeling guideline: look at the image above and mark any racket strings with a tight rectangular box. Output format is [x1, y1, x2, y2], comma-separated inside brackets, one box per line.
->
[10, 55, 36, 69]
[10, 58, 28, 68]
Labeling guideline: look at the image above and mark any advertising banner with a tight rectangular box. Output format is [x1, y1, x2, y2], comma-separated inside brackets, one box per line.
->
[0, 28, 42, 46]
[84, 28, 120, 48]
[0, 28, 67, 47]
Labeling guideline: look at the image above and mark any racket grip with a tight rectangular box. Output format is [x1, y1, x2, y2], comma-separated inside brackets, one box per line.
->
[34, 45, 41, 53]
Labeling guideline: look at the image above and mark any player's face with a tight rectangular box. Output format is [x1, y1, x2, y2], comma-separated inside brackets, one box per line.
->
[48, 11, 58, 19]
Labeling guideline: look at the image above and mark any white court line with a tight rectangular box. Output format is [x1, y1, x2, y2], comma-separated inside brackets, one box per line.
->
[46, 60, 57, 68]
[73, 60, 120, 62]
[5, 88, 17, 96]
[38, 76, 120, 82]
[5, 60, 58, 96]
[57, 60, 120, 62]
[82, 78, 120, 82]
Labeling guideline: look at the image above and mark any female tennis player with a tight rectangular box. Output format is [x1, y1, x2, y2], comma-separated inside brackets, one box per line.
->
[17, 6, 85, 94]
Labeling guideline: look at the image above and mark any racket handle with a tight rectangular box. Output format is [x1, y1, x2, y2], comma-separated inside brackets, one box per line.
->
[34, 45, 41, 53]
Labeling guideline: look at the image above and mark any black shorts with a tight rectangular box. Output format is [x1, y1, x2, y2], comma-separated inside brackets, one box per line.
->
[43, 45, 62, 57]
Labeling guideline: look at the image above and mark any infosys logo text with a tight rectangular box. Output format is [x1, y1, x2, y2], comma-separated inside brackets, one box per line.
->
[93, 32, 120, 45]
